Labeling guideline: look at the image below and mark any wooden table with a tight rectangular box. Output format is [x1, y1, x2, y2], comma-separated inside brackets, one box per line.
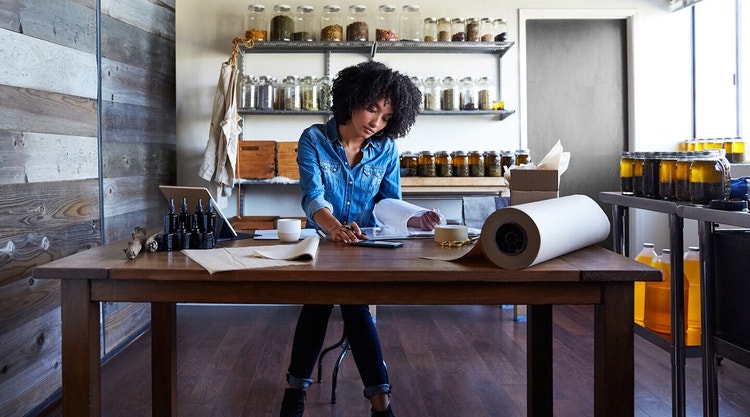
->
[32, 237, 659, 417]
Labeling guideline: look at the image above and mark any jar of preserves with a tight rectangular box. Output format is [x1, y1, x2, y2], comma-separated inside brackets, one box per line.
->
[417, 151, 436, 177]
[410, 76, 424, 111]
[245, 5, 268, 41]
[476, 77, 494, 110]
[480, 17, 494, 42]
[466, 18, 480, 41]
[423, 17, 437, 42]
[515, 149, 530, 166]
[293, 5, 316, 41]
[484, 150, 502, 177]
[256, 76, 275, 110]
[317, 76, 332, 110]
[441, 76, 459, 111]
[452, 151, 469, 177]
[400, 152, 418, 177]
[270, 4, 294, 41]
[320, 5, 344, 41]
[632, 151, 645, 197]
[469, 150, 485, 177]
[500, 151, 514, 174]
[435, 151, 452, 177]
[689, 150, 730, 205]
[674, 151, 694, 201]
[451, 18, 466, 41]
[346, 5, 369, 41]
[376, 5, 398, 41]
[399, 5, 421, 41]
[282, 75, 300, 111]
[619, 151, 634, 195]
[459, 77, 477, 110]
[422, 77, 440, 111]
[641, 152, 661, 199]
[437, 18, 452, 42]
[493, 18, 508, 42]
[300, 76, 318, 111]
[658, 151, 678, 200]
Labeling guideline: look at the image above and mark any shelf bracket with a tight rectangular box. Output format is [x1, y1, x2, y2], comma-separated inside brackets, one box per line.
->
[370, 42, 378, 59]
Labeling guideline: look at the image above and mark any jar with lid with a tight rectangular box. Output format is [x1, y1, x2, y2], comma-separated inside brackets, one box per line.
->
[723, 137, 745, 163]
[270, 4, 294, 41]
[674, 151, 694, 201]
[300, 76, 318, 111]
[320, 5, 344, 41]
[658, 151, 678, 200]
[282, 75, 300, 111]
[399, 5, 421, 41]
[689, 150, 730, 205]
[501, 151, 514, 174]
[422, 17, 437, 42]
[293, 5, 316, 41]
[422, 76, 440, 111]
[476, 77, 495, 110]
[468, 151, 485, 177]
[437, 18, 452, 42]
[346, 5, 369, 41]
[632, 151, 645, 197]
[375, 5, 398, 41]
[272, 77, 284, 110]
[317, 76, 332, 110]
[410, 76, 424, 111]
[451, 151, 469, 177]
[459, 77, 477, 110]
[480, 18, 494, 42]
[435, 151, 452, 177]
[484, 151, 502, 177]
[239, 76, 257, 110]
[619, 151, 634, 195]
[493, 18, 508, 42]
[417, 151, 436, 177]
[255, 76, 275, 110]
[515, 149, 530, 166]
[441, 76, 459, 111]
[245, 5, 268, 41]
[451, 18, 466, 41]
[466, 18, 480, 41]
[642, 151, 662, 199]
[400, 152, 418, 177]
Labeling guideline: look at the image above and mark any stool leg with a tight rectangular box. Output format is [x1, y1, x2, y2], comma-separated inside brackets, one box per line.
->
[331, 337, 350, 404]
[317, 332, 348, 383]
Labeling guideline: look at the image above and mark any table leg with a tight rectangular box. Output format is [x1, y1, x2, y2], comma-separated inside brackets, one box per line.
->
[527, 304, 553, 417]
[151, 302, 177, 416]
[594, 282, 634, 417]
[61, 279, 101, 417]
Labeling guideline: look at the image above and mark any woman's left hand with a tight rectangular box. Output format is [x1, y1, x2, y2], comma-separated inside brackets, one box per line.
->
[409, 209, 442, 231]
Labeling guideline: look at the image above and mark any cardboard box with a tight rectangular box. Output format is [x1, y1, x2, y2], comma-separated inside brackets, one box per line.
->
[236, 140, 276, 179]
[276, 141, 299, 180]
[509, 169, 559, 205]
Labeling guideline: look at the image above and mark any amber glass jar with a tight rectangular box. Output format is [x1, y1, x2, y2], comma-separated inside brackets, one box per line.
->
[514, 149, 530, 166]
[417, 151, 436, 177]
[452, 151, 469, 177]
[400, 152, 418, 177]
[468, 151, 484, 177]
[500, 151, 513, 174]
[619, 151, 634, 195]
[689, 150, 729, 205]
[632, 152, 645, 197]
[658, 152, 678, 200]
[435, 151, 452, 177]
[674, 151, 693, 202]
[484, 151, 502, 177]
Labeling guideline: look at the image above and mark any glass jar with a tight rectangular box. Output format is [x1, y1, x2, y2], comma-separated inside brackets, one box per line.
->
[410, 76, 424, 111]
[500, 151, 514, 174]
[441, 76, 459, 111]
[320, 5, 344, 41]
[417, 151, 436, 177]
[346, 5, 369, 41]
[255, 76, 275, 110]
[273, 77, 284, 110]
[484, 150, 502, 177]
[642, 151, 661, 199]
[435, 151, 452, 177]
[469, 150, 485, 176]
[437, 18, 452, 42]
[451, 18, 466, 41]
[270, 4, 294, 41]
[632, 151, 645, 197]
[723, 137, 745, 163]
[515, 149, 530, 166]
[245, 4, 268, 41]
[493, 18, 508, 42]
[451, 151, 469, 177]
[476, 77, 495, 111]
[466, 18, 480, 41]
[619, 151, 634, 195]
[317, 76, 332, 110]
[459, 77, 477, 110]
[480, 17, 494, 42]
[239, 76, 254, 110]
[376, 5, 398, 41]
[423, 17, 437, 42]
[674, 151, 694, 202]
[399, 5, 421, 41]
[422, 76, 440, 111]
[400, 152, 418, 177]
[689, 150, 729, 205]
[293, 5, 316, 41]
[658, 151, 678, 200]
[282, 75, 300, 111]
[300, 76, 318, 111]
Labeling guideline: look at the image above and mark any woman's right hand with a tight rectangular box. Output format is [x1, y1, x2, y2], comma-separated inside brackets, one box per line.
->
[327, 222, 367, 244]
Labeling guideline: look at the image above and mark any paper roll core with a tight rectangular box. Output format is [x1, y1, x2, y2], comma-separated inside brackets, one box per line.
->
[434, 225, 469, 242]
[495, 222, 527, 256]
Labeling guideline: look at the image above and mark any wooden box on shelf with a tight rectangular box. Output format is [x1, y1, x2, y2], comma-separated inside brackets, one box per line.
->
[276, 141, 299, 180]
[236, 140, 275, 179]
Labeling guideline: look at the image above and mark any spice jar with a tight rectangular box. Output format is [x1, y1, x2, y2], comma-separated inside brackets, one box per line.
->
[493, 18, 508, 42]
[320, 5, 344, 41]
[417, 151, 436, 177]
[674, 151, 694, 201]
[437, 18, 452, 42]
[410, 76, 424, 111]
[400, 152, 418, 177]
[480, 17, 494, 42]
[466, 18, 480, 41]
[619, 151, 634, 195]
[658, 151, 678, 200]
[245, 5, 268, 41]
[270, 4, 294, 41]
[451, 18, 466, 41]
[282, 75, 300, 111]
[423, 17, 437, 42]
[256, 76, 275, 110]
[317, 76, 332, 110]
[293, 5, 316, 41]
[376, 5, 398, 41]
[452, 151, 469, 177]
[300, 76, 318, 111]
[469, 151, 485, 177]
[459, 77, 477, 110]
[476, 76, 494, 110]
[435, 151, 452, 177]
[399, 5, 421, 41]
[422, 76, 440, 111]
[642, 152, 662, 199]
[689, 150, 730, 205]
[441, 76, 459, 111]
[346, 5, 369, 41]
[632, 151, 645, 197]
[484, 150, 502, 177]
[515, 149, 530, 166]
[500, 151, 514, 174]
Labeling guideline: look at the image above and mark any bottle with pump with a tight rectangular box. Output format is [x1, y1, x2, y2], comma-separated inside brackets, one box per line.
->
[633, 242, 658, 326]
[684, 246, 702, 346]
[644, 248, 672, 337]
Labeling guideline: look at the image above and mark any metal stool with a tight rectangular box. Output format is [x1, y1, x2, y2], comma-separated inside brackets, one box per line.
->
[317, 330, 350, 403]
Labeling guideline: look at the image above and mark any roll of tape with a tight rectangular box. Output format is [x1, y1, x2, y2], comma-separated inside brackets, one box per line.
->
[434, 225, 469, 242]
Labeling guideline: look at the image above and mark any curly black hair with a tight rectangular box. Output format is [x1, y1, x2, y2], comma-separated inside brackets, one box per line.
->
[331, 61, 422, 139]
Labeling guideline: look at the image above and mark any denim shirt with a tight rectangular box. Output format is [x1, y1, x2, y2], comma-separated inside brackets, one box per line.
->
[297, 118, 402, 229]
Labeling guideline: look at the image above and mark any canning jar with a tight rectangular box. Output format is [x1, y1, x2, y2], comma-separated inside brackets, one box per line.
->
[437, 18, 452, 42]
[255, 76, 275, 110]
[376, 5, 398, 41]
[632, 152, 645, 197]
[459, 77, 477, 110]
[500, 151, 514, 174]
[422, 17, 437, 42]
[689, 150, 730, 205]
[244, 5, 268, 41]
[300, 76, 318, 110]
[451, 18, 466, 41]
[239, 76, 256, 110]
[619, 151, 634, 195]
[400, 152, 418, 176]
[642, 152, 661, 199]
[484, 150, 502, 177]
[469, 151, 485, 177]
[410, 76, 424, 111]
[346, 5, 369, 41]
[493, 18, 508, 42]
[317, 76, 332, 110]
[476, 77, 494, 110]
[658, 151, 678, 200]
[282, 75, 300, 111]
[466, 18, 480, 41]
[435, 151, 452, 177]
[674, 151, 694, 202]
[399, 5, 421, 41]
[417, 151, 436, 177]
[422, 76, 440, 111]
[515, 149, 530, 166]
[480, 17, 494, 42]
[723, 137, 745, 163]
[270, 4, 294, 41]
[452, 151, 469, 177]
[293, 5, 316, 41]
[441, 76, 459, 111]
[320, 5, 344, 41]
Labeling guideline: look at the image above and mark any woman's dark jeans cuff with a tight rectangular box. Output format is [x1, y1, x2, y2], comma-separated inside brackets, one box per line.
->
[286, 373, 314, 389]
[363, 383, 392, 399]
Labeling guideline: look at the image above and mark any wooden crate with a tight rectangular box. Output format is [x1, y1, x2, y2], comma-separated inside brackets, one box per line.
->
[276, 141, 299, 180]
[236, 140, 275, 179]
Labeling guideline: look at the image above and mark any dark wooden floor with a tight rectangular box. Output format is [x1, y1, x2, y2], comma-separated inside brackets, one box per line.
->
[39, 304, 750, 417]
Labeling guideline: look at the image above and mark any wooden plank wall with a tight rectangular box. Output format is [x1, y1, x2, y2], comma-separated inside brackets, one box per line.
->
[0, 0, 176, 415]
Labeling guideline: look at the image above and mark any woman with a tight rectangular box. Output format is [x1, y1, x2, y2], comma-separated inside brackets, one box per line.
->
[280, 61, 441, 417]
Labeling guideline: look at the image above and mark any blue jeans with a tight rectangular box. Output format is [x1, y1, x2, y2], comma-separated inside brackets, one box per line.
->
[286, 304, 391, 398]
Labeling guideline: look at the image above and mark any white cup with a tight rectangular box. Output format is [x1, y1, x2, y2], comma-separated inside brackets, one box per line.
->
[277, 218, 302, 242]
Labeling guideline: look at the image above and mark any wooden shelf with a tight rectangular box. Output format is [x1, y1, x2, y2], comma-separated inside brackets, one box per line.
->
[401, 176, 506, 196]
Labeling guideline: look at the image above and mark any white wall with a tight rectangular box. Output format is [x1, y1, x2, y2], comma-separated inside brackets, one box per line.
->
[176, 0, 698, 249]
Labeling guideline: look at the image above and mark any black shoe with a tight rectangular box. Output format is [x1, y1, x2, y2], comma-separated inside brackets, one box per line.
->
[371, 404, 395, 417]
[280, 388, 306, 417]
